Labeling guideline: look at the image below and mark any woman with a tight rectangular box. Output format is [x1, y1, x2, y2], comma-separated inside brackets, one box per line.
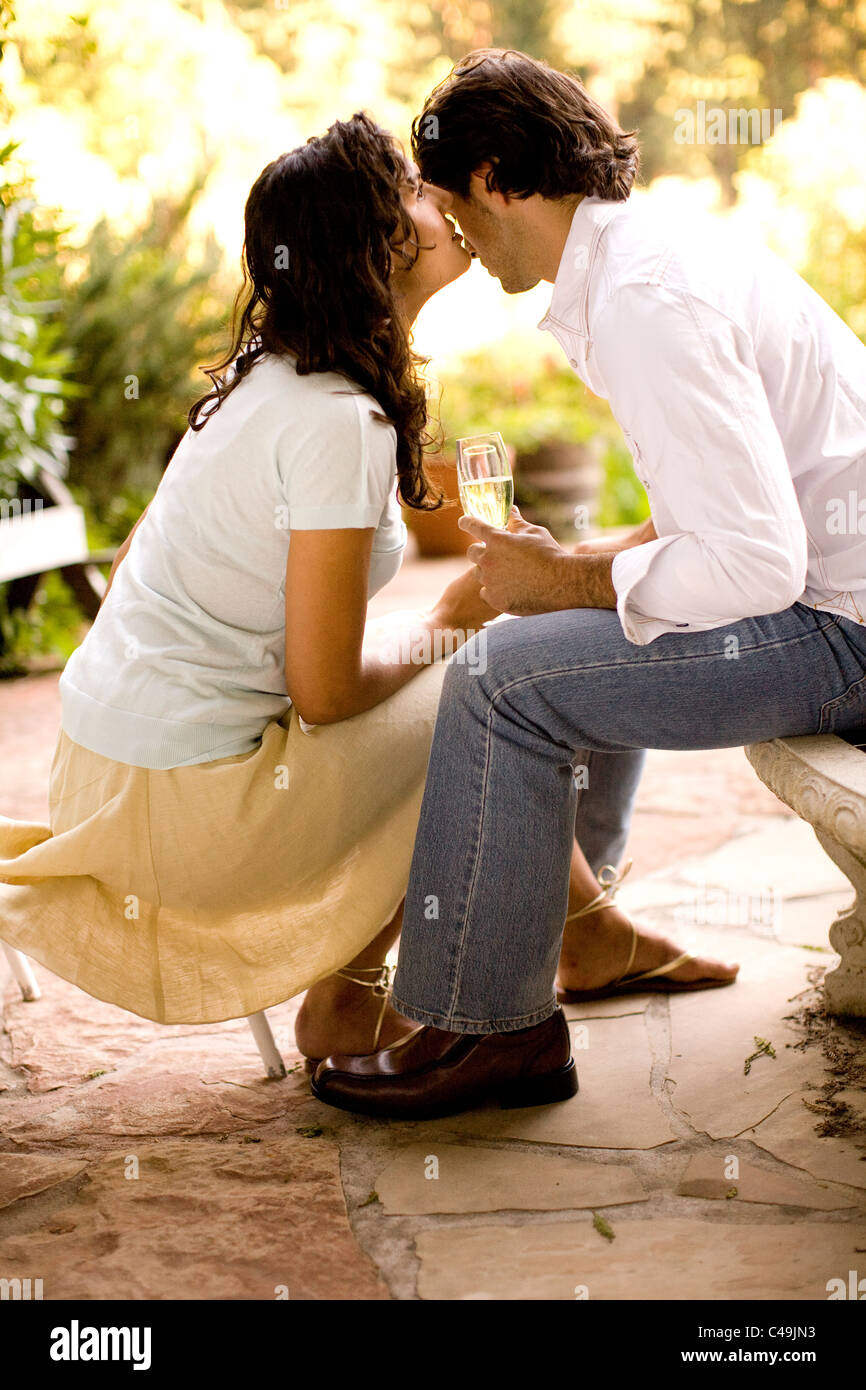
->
[0, 114, 733, 1064]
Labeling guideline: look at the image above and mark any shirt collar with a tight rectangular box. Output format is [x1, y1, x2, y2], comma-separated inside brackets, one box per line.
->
[538, 195, 624, 340]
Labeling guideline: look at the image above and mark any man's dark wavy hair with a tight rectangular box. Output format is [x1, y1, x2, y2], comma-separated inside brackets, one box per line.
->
[412, 49, 639, 203]
[189, 113, 438, 510]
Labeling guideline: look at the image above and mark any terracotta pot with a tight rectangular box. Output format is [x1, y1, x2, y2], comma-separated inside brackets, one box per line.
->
[514, 439, 602, 541]
[401, 457, 471, 557]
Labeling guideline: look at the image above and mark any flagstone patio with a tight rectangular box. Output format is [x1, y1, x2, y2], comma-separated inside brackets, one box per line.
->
[2, 551, 865, 1300]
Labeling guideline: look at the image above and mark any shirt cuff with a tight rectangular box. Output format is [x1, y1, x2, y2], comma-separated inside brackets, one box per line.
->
[288, 502, 385, 530]
[611, 537, 688, 646]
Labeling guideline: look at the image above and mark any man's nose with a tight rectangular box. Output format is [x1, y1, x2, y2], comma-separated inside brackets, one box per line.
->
[425, 183, 454, 213]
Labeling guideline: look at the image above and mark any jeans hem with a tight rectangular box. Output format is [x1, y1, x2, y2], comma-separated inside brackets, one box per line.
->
[389, 993, 559, 1035]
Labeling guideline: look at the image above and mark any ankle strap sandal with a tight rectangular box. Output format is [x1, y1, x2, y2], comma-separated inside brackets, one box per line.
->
[558, 859, 735, 1002]
[333, 963, 395, 1052]
[564, 859, 633, 924]
[302, 962, 397, 1073]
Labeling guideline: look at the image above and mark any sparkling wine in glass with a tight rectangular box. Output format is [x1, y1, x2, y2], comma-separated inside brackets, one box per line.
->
[456, 432, 514, 529]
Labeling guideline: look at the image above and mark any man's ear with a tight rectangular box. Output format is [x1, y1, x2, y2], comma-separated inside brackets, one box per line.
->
[470, 163, 511, 208]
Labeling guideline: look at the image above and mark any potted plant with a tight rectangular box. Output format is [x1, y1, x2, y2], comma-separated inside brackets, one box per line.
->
[400, 455, 471, 557]
[430, 350, 606, 543]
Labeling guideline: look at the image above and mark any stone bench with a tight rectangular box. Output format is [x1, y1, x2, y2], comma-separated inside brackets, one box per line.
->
[0, 471, 116, 642]
[745, 732, 866, 1017]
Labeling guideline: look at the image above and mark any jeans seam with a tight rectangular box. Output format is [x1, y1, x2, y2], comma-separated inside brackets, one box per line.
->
[818, 670, 866, 733]
[481, 622, 842, 706]
[440, 691, 499, 1027]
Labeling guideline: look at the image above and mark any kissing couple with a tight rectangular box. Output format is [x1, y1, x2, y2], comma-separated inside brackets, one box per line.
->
[3, 50, 865, 1122]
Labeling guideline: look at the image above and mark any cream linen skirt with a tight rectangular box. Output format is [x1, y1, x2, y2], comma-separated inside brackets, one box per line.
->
[0, 660, 448, 1025]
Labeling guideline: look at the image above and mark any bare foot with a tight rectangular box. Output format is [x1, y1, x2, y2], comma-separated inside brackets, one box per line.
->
[294, 975, 417, 1060]
[558, 902, 739, 995]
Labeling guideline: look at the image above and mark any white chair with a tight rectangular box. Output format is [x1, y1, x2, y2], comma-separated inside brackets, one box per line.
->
[1, 942, 286, 1078]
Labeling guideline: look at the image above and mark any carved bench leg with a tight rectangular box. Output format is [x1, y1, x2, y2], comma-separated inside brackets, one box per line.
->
[813, 828, 866, 1017]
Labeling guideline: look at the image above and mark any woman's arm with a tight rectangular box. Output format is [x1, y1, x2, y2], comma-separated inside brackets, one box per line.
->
[573, 517, 657, 554]
[284, 528, 496, 725]
[99, 504, 150, 607]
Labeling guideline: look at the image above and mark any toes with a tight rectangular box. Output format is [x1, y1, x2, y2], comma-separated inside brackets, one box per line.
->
[676, 952, 740, 982]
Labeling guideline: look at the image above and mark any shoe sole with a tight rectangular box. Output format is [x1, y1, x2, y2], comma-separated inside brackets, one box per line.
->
[557, 975, 736, 1004]
[310, 1058, 579, 1121]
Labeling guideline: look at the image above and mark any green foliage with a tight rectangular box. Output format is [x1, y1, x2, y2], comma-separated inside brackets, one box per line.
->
[743, 1035, 776, 1076]
[0, 141, 85, 673]
[793, 211, 866, 346]
[615, 0, 866, 199]
[0, 568, 88, 675]
[592, 1210, 615, 1242]
[435, 349, 597, 452]
[0, 142, 78, 500]
[225, 0, 564, 129]
[596, 438, 651, 530]
[61, 183, 225, 524]
[433, 346, 650, 528]
[738, 79, 866, 344]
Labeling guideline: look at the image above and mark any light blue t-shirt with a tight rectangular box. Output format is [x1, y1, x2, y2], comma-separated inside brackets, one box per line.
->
[60, 353, 407, 768]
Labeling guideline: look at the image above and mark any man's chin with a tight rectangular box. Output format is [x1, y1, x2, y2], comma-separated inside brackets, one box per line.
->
[496, 271, 542, 295]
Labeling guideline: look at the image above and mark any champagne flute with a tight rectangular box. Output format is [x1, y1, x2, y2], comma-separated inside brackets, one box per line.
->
[456, 432, 514, 529]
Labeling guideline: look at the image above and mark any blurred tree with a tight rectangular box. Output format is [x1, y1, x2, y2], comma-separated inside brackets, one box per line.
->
[4, 0, 301, 260]
[608, 0, 866, 201]
[490, 0, 566, 58]
[224, 0, 444, 138]
[0, 142, 77, 501]
[0, 135, 87, 670]
[735, 77, 866, 340]
[226, 0, 568, 136]
[424, 0, 566, 63]
[60, 182, 224, 525]
[0, 1, 14, 117]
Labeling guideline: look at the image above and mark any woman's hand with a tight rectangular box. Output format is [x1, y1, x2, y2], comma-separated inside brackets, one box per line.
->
[430, 563, 501, 633]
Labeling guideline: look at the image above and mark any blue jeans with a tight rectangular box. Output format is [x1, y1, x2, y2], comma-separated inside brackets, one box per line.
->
[391, 602, 866, 1033]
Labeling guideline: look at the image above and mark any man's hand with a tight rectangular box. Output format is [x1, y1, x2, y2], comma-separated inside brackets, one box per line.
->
[457, 507, 617, 615]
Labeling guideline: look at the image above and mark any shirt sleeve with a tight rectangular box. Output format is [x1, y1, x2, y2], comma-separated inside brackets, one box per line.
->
[592, 282, 809, 645]
[276, 388, 398, 530]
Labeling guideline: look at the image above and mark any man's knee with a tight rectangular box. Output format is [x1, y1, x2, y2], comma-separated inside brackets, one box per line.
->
[444, 621, 527, 707]
[442, 631, 496, 713]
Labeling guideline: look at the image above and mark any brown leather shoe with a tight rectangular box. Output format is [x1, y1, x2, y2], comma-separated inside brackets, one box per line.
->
[310, 1007, 577, 1120]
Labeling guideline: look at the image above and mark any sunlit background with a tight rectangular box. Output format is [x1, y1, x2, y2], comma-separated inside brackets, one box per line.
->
[1, 0, 865, 663]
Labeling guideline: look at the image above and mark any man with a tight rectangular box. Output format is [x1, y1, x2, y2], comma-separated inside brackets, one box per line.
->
[312, 49, 866, 1118]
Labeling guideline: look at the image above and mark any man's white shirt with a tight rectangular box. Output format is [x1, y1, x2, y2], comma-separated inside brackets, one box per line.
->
[538, 194, 866, 644]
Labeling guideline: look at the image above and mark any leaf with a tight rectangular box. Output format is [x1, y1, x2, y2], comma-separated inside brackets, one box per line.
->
[744, 1036, 776, 1074]
[592, 1211, 615, 1242]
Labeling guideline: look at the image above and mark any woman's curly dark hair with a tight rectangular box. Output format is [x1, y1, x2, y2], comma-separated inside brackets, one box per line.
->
[189, 113, 438, 509]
